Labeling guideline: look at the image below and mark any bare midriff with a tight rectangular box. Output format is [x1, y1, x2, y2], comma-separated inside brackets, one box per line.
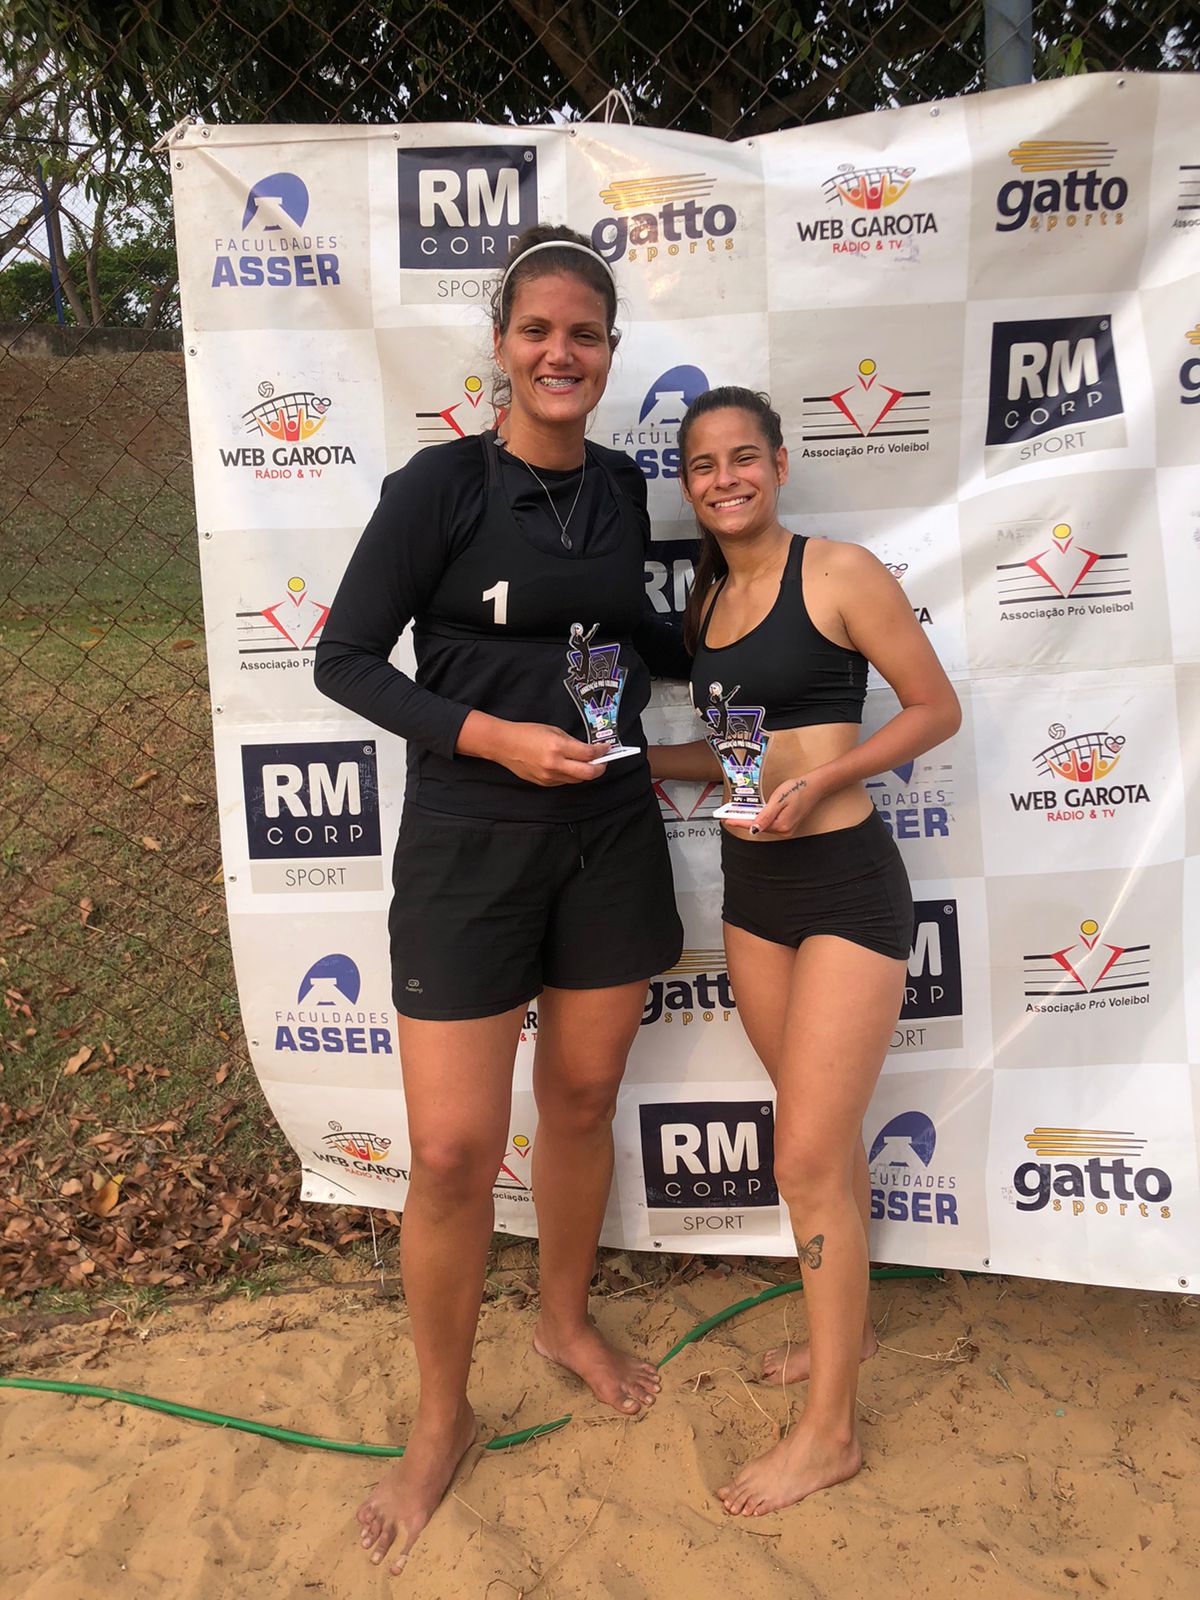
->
[727, 721, 873, 842]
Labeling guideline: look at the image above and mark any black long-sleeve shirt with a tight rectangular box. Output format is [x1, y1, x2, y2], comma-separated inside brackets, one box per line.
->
[315, 432, 691, 820]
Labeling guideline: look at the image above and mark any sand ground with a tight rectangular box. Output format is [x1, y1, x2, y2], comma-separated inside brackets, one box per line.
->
[1, 1265, 1196, 1599]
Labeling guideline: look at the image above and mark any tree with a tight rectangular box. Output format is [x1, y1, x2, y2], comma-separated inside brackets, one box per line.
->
[6, 1, 1196, 144]
[1, 45, 177, 327]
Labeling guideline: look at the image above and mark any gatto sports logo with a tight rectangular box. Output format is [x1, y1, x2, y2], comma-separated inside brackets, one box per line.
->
[220, 383, 357, 480]
[1009, 722, 1149, 822]
[994, 520, 1131, 618]
[611, 364, 709, 481]
[639, 1100, 777, 1232]
[236, 575, 329, 670]
[995, 139, 1128, 234]
[800, 357, 931, 461]
[308, 1120, 407, 1186]
[212, 172, 340, 289]
[1009, 1127, 1172, 1222]
[868, 1111, 958, 1227]
[985, 315, 1124, 468]
[241, 739, 382, 893]
[590, 173, 737, 266]
[397, 143, 538, 290]
[1181, 323, 1200, 405]
[642, 949, 735, 1027]
[796, 162, 938, 256]
[1023, 916, 1150, 1016]
[273, 953, 395, 1057]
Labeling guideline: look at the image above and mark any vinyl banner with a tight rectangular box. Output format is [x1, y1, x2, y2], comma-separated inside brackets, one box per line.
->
[170, 73, 1200, 1291]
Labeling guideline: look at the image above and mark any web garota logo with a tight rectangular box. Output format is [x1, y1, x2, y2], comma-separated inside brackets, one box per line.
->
[306, 1119, 408, 1189]
[220, 383, 356, 478]
[795, 161, 938, 257]
[868, 1110, 958, 1226]
[801, 358, 931, 447]
[244, 385, 330, 443]
[1010, 723, 1148, 819]
[212, 173, 340, 289]
[613, 364, 709, 482]
[995, 521, 1131, 609]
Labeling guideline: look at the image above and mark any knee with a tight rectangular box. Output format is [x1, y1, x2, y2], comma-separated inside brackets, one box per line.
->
[534, 1069, 620, 1134]
[773, 1138, 853, 1216]
[409, 1130, 505, 1197]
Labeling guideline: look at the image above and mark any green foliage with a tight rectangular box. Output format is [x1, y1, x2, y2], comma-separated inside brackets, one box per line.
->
[0, 235, 180, 326]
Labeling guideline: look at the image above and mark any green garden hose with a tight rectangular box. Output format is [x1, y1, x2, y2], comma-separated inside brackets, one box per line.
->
[0, 1266, 941, 1457]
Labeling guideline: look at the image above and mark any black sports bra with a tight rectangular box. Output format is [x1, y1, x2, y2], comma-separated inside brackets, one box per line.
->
[690, 535, 867, 731]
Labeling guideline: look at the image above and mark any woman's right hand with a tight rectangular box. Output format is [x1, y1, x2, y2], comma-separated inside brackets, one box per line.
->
[457, 711, 602, 786]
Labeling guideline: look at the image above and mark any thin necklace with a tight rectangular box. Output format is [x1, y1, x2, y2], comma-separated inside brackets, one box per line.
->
[500, 438, 587, 550]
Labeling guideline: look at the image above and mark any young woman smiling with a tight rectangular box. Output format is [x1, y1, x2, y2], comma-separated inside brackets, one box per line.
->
[650, 386, 960, 1517]
[315, 226, 686, 1572]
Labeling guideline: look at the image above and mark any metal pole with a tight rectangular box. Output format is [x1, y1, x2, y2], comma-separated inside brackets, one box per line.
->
[34, 160, 67, 325]
[984, 0, 1034, 89]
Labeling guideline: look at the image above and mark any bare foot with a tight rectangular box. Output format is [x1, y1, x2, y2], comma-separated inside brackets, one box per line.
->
[356, 1400, 478, 1574]
[717, 1421, 862, 1516]
[533, 1318, 661, 1415]
[761, 1324, 878, 1386]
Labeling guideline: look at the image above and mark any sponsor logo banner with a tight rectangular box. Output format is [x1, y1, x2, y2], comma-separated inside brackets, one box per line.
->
[893, 901, 963, 1054]
[241, 739, 382, 893]
[801, 356, 931, 457]
[1022, 916, 1150, 1016]
[236, 575, 329, 667]
[273, 953, 395, 1059]
[985, 314, 1125, 475]
[639, 1098, 778, 1236]
[397, 143, 538, 295]
[995, 139, 1129, 235]
[796, 161, 938, 257]
[213, 172, 341, 290]
[869, 1110, 960, 1227]
[591, 171, 738, 266]
[1007, 1126, 1173, 1224]
[642, 950, 736, 1027]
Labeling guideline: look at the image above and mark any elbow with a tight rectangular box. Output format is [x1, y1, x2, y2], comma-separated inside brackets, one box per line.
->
[941, 684, 963, 742]
[312, 639, 345, 707]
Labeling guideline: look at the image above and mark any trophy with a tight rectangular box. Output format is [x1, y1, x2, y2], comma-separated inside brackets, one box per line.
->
[699, 682, 769, 817]
[564, 623, 641, 763]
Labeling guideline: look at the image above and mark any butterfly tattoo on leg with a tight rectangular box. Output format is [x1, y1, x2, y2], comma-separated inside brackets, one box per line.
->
[798, 1234, 824, 1270]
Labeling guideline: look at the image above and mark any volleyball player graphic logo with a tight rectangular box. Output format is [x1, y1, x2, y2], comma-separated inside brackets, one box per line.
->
[700, 681, 770, 817]
[1034, 723, 1125, 784]
[563, 622, 640, 763]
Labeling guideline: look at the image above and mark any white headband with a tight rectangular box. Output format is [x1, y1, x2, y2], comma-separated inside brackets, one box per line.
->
[499, 239, 617, 304]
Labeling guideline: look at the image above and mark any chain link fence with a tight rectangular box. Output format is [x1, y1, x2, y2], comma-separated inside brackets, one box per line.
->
[1, 0, 1195, 1281]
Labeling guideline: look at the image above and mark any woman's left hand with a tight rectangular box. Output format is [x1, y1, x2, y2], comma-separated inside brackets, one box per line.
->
[723, 777, 820, 838]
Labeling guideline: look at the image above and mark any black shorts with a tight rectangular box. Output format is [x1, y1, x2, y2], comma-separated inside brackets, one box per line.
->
[389, 791, 684, 1020]
[720, 809, 912, 961]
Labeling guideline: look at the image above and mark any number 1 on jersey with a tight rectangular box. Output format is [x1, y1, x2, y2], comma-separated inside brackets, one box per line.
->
[482, 580, 509, 626]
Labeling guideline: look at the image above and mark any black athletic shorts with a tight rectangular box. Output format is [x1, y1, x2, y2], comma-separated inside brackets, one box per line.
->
[389, 790, 684, 1020]
[720, 809, 912, 961]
